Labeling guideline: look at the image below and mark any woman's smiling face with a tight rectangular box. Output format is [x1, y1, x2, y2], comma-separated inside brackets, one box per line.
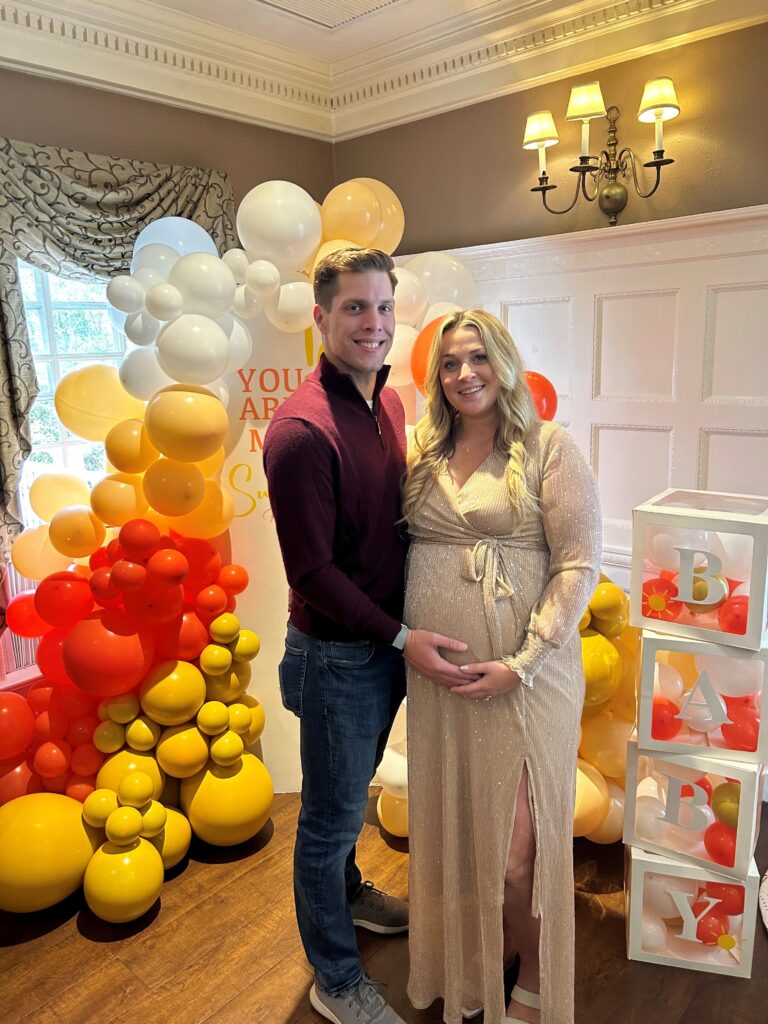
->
[438, 325, 500, 419]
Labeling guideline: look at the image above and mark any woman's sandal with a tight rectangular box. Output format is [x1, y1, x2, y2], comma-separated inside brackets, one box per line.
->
[505, 983, 541, 1022]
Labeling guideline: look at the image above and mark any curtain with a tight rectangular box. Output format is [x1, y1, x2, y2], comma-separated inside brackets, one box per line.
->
[0, 136, 237, 626]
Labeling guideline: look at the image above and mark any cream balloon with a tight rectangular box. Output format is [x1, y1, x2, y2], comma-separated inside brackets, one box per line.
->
[29, 473, 91, 522]
[221, 248, 249, 285]
[131, 242, 180, 279]
[311, 239, 360, 277]
[119, 346, 174, 401]
[666, 801, 715, 851]
[354, 178, 405, 254]
[156, 314, 229, 384]
[321, 181, 381, 247]
[644, 526, 710, 572]
[641, 910, 669, 953]
[11, 524, 72, 580]
[376, 744, 408, 800]
[264, 279, 315, 333]
[245, 260, 280, 297]
[393, 267, 428, 327]
[695, 653, 763, 698]
[653, 663, 684, 703]
[584, 780, 625, 844]
[124, 310, 161, 347]
[168, 253, 237, 319]
[711, 531, 754, 581]
[106, 275, 145, 314]
[223, 317, 253, 375]
[387, 324, 418, 387]
[423, 301, 461, 326]
[403, 252, 475, 308]
[233, 285, 264, 320]
[133, 267, 164, 290]
[634, 795, 667, 842]
[144, 282, 184, 322]
[237, 181, 322, 272]
[643, 872, 697, 920]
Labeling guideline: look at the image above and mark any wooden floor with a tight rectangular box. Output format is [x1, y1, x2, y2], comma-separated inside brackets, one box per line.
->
[1, 795, 765, 1024]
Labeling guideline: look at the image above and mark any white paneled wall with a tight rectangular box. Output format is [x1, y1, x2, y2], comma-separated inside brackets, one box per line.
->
[451, 207, 768, 589]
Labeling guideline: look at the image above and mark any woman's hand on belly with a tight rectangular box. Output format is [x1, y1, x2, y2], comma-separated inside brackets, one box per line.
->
[404, 628, 482, 688]
[449, 660, 521, 701]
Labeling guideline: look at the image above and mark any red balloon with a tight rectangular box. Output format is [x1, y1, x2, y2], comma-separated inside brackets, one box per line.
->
[651, 697, 682, 741]
[5, 590, 53, 638]
[218, 564, 249, 595]
[704, 881, 745, 916]
[32, 708, 69, 747]
[155, 610, 209, 662]
[718, 595, 749, 635]
[125, 583, 184, 625]
[66, 713, 100, 748]
[106, 539, 126, 564]
[174, 538, 222, 592]
[704, 821, 737, 867]
[721, 706, 759, 752]
[524, 371, 558, 421]
[36, 628, 73, 686]
[34, 570, 94, 627]
[42, 771, 70, 793]
[691, 900, 730, 944]
[119, 519, 161, 562]
[0, 693, 36, 760]
[89, 546, 111, 571]
[56, 687, 96, 720]
[0, 755, 43, 805]
[89, 566, 123, 608]
[410, 316, 444, 396]
[110, 560, 148, 592]
[62, 609, 155, 697]
[146, 549, 189, 588]
[195, 585, 229, 621]
[70, 742, 104, 777]
[225, 594, 237, 614]
[34, 739, 72, 778]
[65, 774, 96, 802]
[681, 776, 713, 802]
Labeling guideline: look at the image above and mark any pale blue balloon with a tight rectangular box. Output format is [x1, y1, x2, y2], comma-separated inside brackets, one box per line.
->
[134, 217, 218, 257]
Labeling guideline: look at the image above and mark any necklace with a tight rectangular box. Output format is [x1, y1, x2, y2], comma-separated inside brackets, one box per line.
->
[455, 437, 494, 455]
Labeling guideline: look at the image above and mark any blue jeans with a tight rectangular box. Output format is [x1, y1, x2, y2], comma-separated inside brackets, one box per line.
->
[278, 622, 406, 997]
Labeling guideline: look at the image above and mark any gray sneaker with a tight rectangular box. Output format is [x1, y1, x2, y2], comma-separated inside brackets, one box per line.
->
[310, 979, 405, 1023]
[350, 881, 408, 934]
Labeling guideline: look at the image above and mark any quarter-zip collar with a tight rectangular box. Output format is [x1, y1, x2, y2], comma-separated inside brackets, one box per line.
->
[315, 353, 392, 410]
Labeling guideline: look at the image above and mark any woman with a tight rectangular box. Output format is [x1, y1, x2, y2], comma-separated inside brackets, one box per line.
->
[403, 310, 602, 1024]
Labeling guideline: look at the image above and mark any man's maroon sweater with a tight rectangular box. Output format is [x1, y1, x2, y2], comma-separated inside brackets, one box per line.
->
[263, 355, 408, 644]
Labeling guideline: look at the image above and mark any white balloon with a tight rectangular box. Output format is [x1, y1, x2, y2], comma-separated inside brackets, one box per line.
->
[237, 181, 322, 272]
[156, 314, 230, 384]
[711, 531, 754, 581]
[133, 266, 164, 290]
[667, 802, 715, 850]
[119, 346, 173, 401]
[144, 282, 184, 322]
[264, 279, 315, 333]
[376, 746, 408, 800]
[393, 267, 427, 327]
[654, 663, 684, 703]
[645, 526, 711, 572]
[422, 301, 460, 326]
[641, 910, 669, 953]
[694, 653, 763, 698]
[134, 217, 218, 257]
[205, 377, 230, 409]
[106, 275, 144, 313]
[222, 248, 250, 285]
[387, 324, 418, 387]
[130, 242, 180, 279]
[124, 310, 161, 347]
[635, 795, 667, 841]
[223, 317, 254, 375]
[168, 253, 237, 319]
[636, 776, 664, 801]
[644, 872, 697, 919]
[683, 691, 727, 733]
[403, 252, 475, 308]
[233, 285, 264, 320]
[246, 259, 281, 297]
[108, 305, 129, 331]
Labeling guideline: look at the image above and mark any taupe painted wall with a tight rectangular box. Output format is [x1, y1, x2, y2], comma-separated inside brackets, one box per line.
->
[0, 68, 334, 205]
[336, 24, 768, 253]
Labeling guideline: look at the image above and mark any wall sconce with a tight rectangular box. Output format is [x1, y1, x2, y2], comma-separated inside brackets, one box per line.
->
[523, 77, 680, 226]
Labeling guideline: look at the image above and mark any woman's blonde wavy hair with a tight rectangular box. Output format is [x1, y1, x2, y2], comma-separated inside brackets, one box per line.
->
[402, 309, 539, 526]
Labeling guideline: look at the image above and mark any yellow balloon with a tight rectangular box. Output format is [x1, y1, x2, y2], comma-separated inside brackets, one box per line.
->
[377, 790, 409, 838]
[209, 729, 244, 767]
[105, 806, 144, 845]
[83, 788, 120, 828]
[607, 637, 639, 724]
[159, 775, 181, 809]
[354, 178, 405, 254]
[140, 660, 207, 726]
[105, 419, 159, 475]
[47, 505, 107, 558]
[11, 524, 72, 579]
[125, 715, 162, 752]
[55, 364, 145, 442]
[227, 703, 252, 735]
[143, 458, 205, 517]
[102, 694, 141, 724]
[589, 582, 628, 620]
[0, 794, 99, 912]
[199, 644, 233, 676]
[117, 771, 155, 809]
[712, 782, 740, 829]
[210, 613, 240, 644]
[197, 700, 230, 736]
[29, 473, 91, 522]
[231, 629, 260, 662]
[204, 661, 249, 704]
[312, 238, 360, 276]
[581, 633, 622, 713]
[579, 709, 634, 779]
[573, 759, 610, 837]
[584, 780, 625, 844]
[96, 749, 165, 800]
[590, 613, 629, 639]
[578, 608, 592, 632]
[322, 181, 382, 247]
[155, 724, 210, 778]
[181, 752, 274, 846]
[240, 694, 266, 745]
[93, 721, 126, 754]
[149, 807, 191, 868]
[195, 447, 226, 479]
[170, 480, 234, 540]
[90, 473, 148, 527]
[83, 838, 164, 922]
[139, 800, 168, 839]
[144, 384, 228, 463]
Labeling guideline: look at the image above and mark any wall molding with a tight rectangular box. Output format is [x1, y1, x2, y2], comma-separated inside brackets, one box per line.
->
[0, 0, 765, 140]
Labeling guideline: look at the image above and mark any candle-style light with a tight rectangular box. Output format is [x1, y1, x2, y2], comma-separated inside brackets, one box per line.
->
[637, 77, 680, 154]
[522, 111, 559, 176]
[565, 82, 607, 158]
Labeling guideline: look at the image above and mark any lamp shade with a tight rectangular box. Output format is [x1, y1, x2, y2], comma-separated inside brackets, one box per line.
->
[565, 82, 607, 121]
[637, 77, 680, 122]
[523, 111, 559, 149]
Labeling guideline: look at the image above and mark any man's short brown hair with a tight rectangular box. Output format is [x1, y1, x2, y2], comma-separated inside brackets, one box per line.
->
[313, 247, 398, 310]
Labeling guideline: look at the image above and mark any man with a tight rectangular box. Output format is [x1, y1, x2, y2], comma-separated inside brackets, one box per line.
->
[263, 248, 471, 1024]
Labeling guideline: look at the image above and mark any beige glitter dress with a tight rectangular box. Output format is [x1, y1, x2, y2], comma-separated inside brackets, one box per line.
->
[405, 421, 602, 1024]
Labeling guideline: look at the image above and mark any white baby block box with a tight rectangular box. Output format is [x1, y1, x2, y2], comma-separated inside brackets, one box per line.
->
[630, 488, 768, 651]
[638, 630, 767, 764]
[625, 846, 759, 979]
[623, 737, 762, 880]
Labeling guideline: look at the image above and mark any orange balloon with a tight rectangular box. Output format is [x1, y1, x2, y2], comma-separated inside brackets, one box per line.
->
[143, 459, 205, 517]
[105, 420, 159, 475]
[90, 474, 148, 527]
[48, 507, 107, 558]
[410, 317, 444, 396]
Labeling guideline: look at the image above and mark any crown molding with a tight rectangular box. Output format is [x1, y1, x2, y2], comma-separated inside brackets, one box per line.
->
[0, 0, 765, 141]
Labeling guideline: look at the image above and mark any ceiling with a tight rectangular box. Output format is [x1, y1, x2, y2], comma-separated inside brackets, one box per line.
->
[0, 0, 765, 139]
